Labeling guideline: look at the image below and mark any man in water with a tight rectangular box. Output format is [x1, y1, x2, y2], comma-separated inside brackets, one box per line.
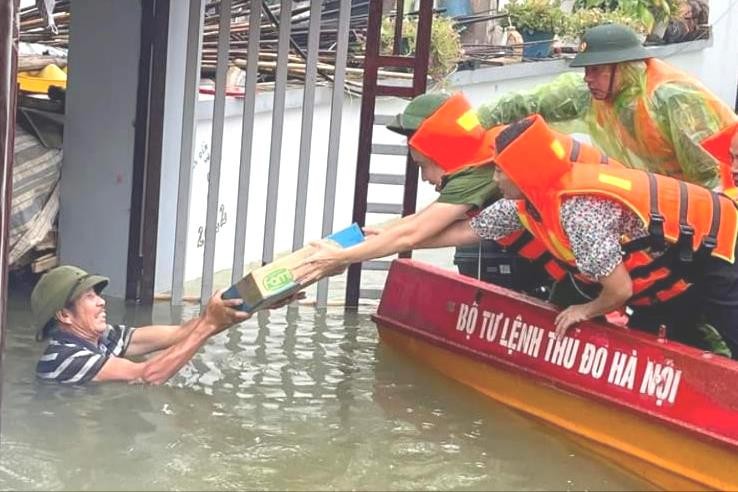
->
[31, 264, 300, 384]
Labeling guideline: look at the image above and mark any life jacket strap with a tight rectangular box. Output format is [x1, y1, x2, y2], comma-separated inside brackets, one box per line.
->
[525, 201, 542, 222]
[697, 191, 721, 258]
[647, 172, 667, 252]
[621, 236, 651, 254]
[569, 140, 581, 162]
[677, 181, 695, 263]
[502, 230, 534, 254]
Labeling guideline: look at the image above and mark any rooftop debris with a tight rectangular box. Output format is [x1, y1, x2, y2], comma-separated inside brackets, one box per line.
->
[17, 0, 705, 90]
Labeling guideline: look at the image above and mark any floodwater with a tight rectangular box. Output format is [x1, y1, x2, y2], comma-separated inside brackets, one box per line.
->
[0, 252, 652, 491]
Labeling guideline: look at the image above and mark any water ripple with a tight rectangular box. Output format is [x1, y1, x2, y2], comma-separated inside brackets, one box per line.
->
[2, 302, 652, 491]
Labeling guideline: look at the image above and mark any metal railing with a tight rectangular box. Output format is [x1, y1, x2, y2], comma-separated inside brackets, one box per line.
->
[169, 0, 355, 307]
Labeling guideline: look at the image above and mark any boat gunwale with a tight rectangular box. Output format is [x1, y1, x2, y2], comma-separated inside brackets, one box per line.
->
[372, 259, 738, 453]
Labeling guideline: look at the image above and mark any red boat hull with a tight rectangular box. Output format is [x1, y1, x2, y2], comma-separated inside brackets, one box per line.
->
[372, 259, 738, 491]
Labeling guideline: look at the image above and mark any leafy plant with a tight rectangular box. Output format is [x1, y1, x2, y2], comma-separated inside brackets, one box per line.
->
[503, 0, 568, 35]
[566, 8, 649, 38]
[379, 15, 462, 81]
[572, 0, 683, 33]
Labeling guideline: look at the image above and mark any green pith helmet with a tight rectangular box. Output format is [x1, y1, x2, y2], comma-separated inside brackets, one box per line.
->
[570, 24, 650, 68]
[30, 265, 109, 333]
[386, 92, 452, 136]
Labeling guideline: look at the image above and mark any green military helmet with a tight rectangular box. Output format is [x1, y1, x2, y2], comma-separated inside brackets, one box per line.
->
[30, 264, 109, 334]
[386, 92, 452, 136]
[570, 23, 650, 68]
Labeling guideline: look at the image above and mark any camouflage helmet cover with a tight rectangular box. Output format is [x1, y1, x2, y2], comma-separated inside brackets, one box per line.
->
[570, 24, 650, 68]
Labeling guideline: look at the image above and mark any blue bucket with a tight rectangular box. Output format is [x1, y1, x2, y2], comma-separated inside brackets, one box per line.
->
[440, 0, 472, 17]
[520, 29, 554, 58]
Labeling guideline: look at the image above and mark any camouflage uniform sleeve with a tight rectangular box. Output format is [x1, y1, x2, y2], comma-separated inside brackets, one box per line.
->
[477, 72, 592, 128]
[651, 82, 728, 188]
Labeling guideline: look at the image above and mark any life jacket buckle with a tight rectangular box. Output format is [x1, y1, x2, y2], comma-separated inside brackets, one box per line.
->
[690, 236, 717, 268]
[677, 224, 695, 262]
[648, 213, 666, 251]
[701, 235, 718, 253]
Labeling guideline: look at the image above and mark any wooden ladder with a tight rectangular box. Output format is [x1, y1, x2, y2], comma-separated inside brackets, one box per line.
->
[346, 0, 434, 307]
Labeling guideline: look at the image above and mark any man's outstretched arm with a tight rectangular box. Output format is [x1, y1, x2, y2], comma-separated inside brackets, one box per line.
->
[93, 291, 249, 384]
[478, 72, 591, 128]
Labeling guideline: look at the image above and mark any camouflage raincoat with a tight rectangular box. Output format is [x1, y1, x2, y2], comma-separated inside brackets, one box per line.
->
[478, 59, 737, 189]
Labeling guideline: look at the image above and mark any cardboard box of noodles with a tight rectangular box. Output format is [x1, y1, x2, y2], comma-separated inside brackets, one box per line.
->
[222, 223, 364, 312]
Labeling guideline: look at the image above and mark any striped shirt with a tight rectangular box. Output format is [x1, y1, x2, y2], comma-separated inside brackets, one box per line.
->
[36, 324, 136, 384]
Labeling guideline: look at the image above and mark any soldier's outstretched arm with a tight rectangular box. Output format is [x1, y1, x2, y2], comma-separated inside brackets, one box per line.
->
[477, 72, 591, 128]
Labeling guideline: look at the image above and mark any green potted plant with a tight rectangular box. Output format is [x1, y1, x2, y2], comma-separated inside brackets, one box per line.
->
[566, 7, 649, 39]
[379, 15, 463, 82]
[571, 0, 682, 37]
[503, 0, 567, 58]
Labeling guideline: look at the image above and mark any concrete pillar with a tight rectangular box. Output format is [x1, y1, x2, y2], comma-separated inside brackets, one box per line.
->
[59, 0, 142, 297]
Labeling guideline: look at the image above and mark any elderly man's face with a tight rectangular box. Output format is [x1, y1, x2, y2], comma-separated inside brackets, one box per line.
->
[584, 64, 619, 100]
[730, 131, 738, 187]
[58, 288, 108, 338]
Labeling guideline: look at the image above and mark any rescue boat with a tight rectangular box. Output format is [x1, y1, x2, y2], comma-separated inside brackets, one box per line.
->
[372, 259, 738, 491]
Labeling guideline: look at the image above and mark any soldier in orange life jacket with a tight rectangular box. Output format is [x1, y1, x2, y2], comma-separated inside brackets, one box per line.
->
[299, 92, 613, 292]
[478, 24, 737, 191]
[429, 114, 738, 358]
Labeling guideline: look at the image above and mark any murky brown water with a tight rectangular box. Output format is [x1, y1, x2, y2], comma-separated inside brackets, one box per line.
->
[0, 255, 652, 491]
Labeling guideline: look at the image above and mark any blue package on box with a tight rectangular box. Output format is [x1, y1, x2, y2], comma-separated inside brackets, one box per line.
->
[222, 223, 364, 312]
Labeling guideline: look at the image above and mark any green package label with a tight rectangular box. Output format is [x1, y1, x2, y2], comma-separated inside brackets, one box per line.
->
[263, 268, 294, 292]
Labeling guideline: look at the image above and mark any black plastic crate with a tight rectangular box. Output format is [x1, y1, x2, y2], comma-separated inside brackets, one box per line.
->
[454, 240, 551, 296]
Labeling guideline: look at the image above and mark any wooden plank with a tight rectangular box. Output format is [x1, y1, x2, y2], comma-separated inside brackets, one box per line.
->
[18, 55, 67, 71]
[31, 254, 58, 273]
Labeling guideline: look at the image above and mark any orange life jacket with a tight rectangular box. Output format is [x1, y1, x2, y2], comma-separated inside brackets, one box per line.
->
[496, 128, 619, 282]
[591, 59, 737, 181]
[702, 121, 738, 190]
[496, 114, 738, 306]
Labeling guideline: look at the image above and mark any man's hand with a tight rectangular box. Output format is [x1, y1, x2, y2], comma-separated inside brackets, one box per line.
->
[296, 240, 349, 285]
[204, 289, 252, 334]
[552, 264, 632, 339]
[554, 303, 591, 340]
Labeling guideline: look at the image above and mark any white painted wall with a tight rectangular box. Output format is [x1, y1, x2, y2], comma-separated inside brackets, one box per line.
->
[59, 0, 141, 297]
[167, 90, 419, 289]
